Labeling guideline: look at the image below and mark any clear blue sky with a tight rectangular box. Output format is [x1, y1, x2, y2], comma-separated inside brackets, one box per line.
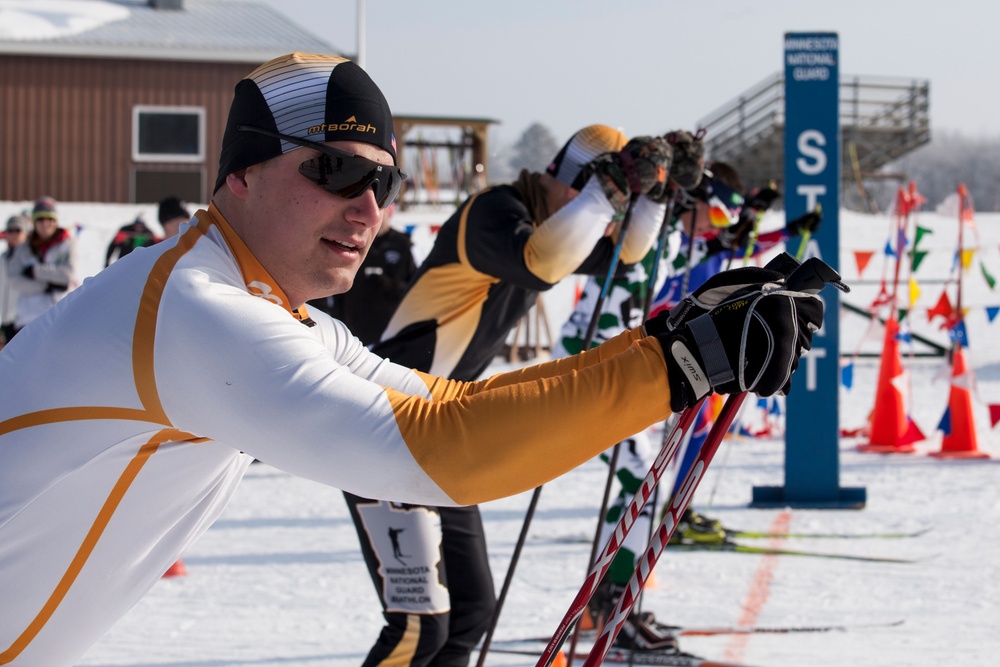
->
[258, 0, 999, 147]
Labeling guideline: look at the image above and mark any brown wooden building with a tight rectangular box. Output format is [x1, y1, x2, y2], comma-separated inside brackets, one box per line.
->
[0, 0, 497, 207]
[0, 0, 345, 205]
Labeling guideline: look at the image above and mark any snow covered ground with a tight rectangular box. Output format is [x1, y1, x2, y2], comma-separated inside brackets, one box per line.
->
[3, 198, 1000, 667]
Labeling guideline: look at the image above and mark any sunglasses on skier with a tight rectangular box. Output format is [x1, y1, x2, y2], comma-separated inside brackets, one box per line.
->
[237, 125, 407, 209]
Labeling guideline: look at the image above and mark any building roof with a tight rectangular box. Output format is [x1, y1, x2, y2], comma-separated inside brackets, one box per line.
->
[0, 0, 343, 63]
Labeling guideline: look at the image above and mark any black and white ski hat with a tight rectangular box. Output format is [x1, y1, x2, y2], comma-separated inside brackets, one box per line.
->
[215, 52, 398, 193]
[546, 124, 627, 190]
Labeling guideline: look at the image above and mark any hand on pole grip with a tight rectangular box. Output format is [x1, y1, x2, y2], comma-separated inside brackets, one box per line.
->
[645, 255, 846, 411]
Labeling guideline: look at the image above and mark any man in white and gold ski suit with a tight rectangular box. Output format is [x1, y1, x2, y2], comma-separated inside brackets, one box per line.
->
[0, 53, 822, 666]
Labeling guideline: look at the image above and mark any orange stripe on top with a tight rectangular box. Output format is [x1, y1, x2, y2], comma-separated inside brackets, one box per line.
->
[133, 220, 208, 422]
[0, 428, 199, 664]
[0, 406, 154, 438]
[1, 220, 213, 662]
[456, 193, 481, 270]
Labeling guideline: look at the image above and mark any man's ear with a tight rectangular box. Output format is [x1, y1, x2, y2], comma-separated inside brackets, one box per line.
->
[225, 169, 250, 198]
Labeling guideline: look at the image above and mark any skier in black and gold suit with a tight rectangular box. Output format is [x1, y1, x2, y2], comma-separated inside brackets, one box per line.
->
[345, 125, 695, 667]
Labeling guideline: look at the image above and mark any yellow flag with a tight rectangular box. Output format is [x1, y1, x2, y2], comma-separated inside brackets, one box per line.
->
[961, 248, 975, 269]
[909, 277, 921, 306]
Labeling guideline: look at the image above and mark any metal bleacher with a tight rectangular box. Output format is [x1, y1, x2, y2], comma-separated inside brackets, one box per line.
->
[696, 72, 930, 205]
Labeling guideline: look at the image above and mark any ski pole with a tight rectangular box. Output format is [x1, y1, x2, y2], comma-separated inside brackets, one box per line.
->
[580, 392, 747, 667]
[549, 256, 848, 667]
[534, 398, 707, 667]
[476, 193, 641, 667]
[640, 194, 676, 318]
[568, 195, 676, 666]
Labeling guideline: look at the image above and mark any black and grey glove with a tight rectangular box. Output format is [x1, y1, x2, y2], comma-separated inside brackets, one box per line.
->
[744, 186, 781, 212]
[586, 135, 673, 214]
[786, 208, 823, 237]
[663, 130, 706, 190]
[645, 263, 825, 411]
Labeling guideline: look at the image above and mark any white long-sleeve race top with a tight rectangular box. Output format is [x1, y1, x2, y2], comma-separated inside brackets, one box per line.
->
[0, 203, 672, 665]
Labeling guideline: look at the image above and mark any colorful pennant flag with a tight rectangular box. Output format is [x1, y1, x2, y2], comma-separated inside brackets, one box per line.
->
[981, 262, 997, 290]
[910, 250, 928, 273]
[914, 225, 933, 248]
[927, 291, 955, 324]
[937, 406, 952, 435]
[841, 362, 854, 390]
[908, 278, 921, 307]
[990, 404, 1000, 428]
[961, 248, 975, 270]
[854, 250, 874, 277]
[900, 418, 926, 446]
[949, 320, 969, 347]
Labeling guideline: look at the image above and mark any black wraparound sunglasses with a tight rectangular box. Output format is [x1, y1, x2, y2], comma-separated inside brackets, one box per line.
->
[237, 125, 406, 209]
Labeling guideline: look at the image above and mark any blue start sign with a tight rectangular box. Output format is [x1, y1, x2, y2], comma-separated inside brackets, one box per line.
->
[752, 32, 866, 509]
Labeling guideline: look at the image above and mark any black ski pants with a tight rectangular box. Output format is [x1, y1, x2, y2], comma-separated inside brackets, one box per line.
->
[344, 493, 496, 667]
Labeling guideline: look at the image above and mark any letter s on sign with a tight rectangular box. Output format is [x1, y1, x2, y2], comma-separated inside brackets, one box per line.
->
[796, 130, 827, 176]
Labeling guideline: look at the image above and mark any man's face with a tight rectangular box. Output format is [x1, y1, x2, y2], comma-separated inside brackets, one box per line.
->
[237, 140, 389, 308]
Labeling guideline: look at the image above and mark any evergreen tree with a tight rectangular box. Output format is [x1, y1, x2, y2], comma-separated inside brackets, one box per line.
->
[508, 123, 560, 175]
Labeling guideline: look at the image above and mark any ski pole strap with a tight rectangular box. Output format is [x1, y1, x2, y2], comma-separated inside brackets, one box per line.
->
[686, 313, 735, 386]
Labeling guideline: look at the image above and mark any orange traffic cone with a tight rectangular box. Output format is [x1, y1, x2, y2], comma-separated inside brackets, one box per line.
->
[552, 650, 568, 667]
[858, 318, 920, 453]
[162, 558, 187, 578]
[931, 346, 989, 459]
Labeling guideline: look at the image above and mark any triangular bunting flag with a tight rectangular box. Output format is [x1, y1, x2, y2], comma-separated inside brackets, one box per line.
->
[914, 225, 933, 248]
[910, 249, 928, 273]
[899, 417, 926, 446]
[937, 406, 952, 435]
[841, 362, 854, 390]
[949, 320, 969, 347]
[769, 400, 782, 417]
[981, 262, 997, 290]
[989, 404, 1000, 428]
[884, 239, 896, 258]
[987, 306, 1000, 323]
[854, 251, 874, 277]
[908, 278, 921, 307]
[927, 291, 954, 323]
[961, 248, 975, 270]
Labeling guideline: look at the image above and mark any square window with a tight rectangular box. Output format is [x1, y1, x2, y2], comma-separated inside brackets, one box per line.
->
[133, 106, 205, 163]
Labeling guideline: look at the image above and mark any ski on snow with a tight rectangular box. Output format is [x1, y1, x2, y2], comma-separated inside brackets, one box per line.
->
[665, 540, 922, 564]
[540, 525, 930, 545]
[725, 526, 931, 540]
[500, 618, 904, 644]
[485, 644, 760, 667]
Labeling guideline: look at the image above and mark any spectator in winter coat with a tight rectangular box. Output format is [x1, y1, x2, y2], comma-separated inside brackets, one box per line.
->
[0, 52, 822, 666]
[0, 213, 30, 345]
[8, 196, 75, 332]
[105, 215, 162, 267]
